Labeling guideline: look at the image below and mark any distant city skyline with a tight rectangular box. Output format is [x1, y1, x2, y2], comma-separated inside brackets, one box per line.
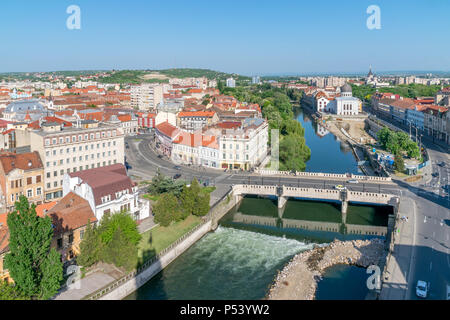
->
[1, 0, 450, 74]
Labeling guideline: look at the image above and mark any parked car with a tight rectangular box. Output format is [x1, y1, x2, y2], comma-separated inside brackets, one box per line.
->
[432, 172, 439, 178]
[438, 162, 446, 167]
[347, 179, 359, 184]
[334, 185, 346, 191]
[173, 173, 182, 180]
[416, 280, 429, 298]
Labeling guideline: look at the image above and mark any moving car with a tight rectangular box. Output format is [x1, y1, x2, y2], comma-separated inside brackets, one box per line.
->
[173, 173, 182, 180]
[415, 280, 429, 298]
[347, 179, 359, 184]
[438, 161, 446, 167]
[334, 185, 346, 191]
[432, 172, 439, 178]
[174, 165, 181, 170]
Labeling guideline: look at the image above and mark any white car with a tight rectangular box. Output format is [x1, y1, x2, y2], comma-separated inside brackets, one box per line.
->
[416, 280, 429, 298]
[334, 185, 347, 191]
[347, 179, 359, 184]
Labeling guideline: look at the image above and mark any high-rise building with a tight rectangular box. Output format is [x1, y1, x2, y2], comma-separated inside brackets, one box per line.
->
[226, 78, 236, 88]
[252, 76, 261, 85]
[130, 84, 164, 110]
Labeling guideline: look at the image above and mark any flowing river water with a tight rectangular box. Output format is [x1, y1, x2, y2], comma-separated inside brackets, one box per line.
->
[126, 107, 388, 300]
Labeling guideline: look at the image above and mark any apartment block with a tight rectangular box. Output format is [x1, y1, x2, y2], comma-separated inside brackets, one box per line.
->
[29, 121, 125, 201]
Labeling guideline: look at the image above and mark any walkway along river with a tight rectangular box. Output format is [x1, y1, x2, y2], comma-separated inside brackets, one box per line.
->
[125, 106, 388, 300]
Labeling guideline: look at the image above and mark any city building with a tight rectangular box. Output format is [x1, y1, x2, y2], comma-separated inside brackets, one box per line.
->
[204, 118, 268, 170]
[328, 84, 361, 116]
[29, 120, 125, 201]
[226, 78, 236, 88]
[0, 151, 44, 214]
[155, 122, 180, 157]
[47, 192, 97, 262]
[252, 76, 261, 85]
[130, 84, 164, 110]
[423, 105, 448, 143]
[63, 164, 150, 222]
[177, 110, 219, 132]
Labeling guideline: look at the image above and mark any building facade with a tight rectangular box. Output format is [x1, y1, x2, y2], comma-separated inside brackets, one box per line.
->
[29, 121, 125, 201]
[0, 151, 44, 214]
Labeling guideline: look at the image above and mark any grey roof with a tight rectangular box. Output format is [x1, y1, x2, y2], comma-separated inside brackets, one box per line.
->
[5, 99, 45, 113]
[340, 83, 352, 93]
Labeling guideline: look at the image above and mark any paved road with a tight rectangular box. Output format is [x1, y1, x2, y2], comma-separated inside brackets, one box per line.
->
[366, 108, 450, 300]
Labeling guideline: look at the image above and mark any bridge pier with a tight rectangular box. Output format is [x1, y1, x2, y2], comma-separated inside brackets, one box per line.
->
[341, 205, 347, 224]
[277, 196, 288, 218]
[341, 200, 348, 215]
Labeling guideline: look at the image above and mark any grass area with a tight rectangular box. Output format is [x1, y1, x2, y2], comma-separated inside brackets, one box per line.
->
[203, 186, 216, 194]
[137, 215, 202, 262]
[142, 194, 160, 202]
[394, 171, 408, 177]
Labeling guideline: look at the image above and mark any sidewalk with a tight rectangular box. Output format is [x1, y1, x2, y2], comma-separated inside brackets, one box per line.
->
[379, 197, 416, 300]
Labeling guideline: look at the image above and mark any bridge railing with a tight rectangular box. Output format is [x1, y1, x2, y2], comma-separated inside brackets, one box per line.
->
[254, 169, 392, 182]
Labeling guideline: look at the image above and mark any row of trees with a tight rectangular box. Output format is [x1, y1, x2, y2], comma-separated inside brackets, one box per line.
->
[149, 172, 210, 227]
[2, 196, 63, 300]
[218, 83, 311, 171]
[351, 83, 446, 102]
[377, 127, 421, 159]
[77, 212, 141, 272]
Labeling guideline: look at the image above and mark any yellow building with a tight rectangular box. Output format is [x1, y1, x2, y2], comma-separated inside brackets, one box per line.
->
[0, 151, 45, 214]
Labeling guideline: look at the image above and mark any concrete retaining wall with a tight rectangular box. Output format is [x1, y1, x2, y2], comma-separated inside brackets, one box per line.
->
[98, 220, 212, 300]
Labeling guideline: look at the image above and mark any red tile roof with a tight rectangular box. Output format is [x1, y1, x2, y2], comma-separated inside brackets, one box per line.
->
[68, 164, 135, 207]
[0, 151, 43, 175]
[47, 192, 97, 234]
[155, 122, 180, 138]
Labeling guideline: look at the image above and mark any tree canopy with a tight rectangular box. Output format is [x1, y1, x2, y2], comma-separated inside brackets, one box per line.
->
[4, 196, 63, 300]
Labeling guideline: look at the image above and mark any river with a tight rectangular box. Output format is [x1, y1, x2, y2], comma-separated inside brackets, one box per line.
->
[126, 106, 384, 300]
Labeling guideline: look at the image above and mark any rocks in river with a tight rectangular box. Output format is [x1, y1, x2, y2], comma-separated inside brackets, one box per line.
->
[267, 238, 385, 300]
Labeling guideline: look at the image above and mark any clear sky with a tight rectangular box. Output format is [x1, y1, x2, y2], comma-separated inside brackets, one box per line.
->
[1, 0, 449, 75]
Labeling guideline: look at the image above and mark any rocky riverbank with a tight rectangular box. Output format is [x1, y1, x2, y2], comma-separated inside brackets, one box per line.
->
[267, 238, 385, 300]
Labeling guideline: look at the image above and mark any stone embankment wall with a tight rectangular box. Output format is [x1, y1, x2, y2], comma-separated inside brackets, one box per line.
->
[87, 188, 236, 300]
[267, 239, 384, 300]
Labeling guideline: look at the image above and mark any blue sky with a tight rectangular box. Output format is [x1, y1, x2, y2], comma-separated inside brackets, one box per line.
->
[1, 0, 449, 75]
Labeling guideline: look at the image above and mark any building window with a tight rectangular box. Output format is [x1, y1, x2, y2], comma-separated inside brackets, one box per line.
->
[36, 187, 42, 195]
[57, 238, 62, 249]
[68, 233, 74, 244]
[27, 177, 32, 185]
[36, 175, 41, 183]
[27, 189, 33, 197]
[80, 229, 85, 240]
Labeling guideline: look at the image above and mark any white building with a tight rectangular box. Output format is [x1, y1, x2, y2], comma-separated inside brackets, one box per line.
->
[226, 78, 236, 88]
[130, 84, 164, 110]
[29, 120, 125, 201]
[328, 84, 361, 116]
[63, 164, 150, 222]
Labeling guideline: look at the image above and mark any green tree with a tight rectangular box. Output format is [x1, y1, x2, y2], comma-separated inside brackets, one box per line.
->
[97, 212, 141, 246]
[152, 193, 181, 227]
[0, 282, 27, 300]
[279, 135, 310, 171]
[4, 196, 63, 300]
[394, 152, 405, 173]
[180, 184, 195, 217]
[193, 191, 210, 217]
[406, 140, 421, 159]
[77, 220, 101, 268]
[101, 227, 138, 271]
